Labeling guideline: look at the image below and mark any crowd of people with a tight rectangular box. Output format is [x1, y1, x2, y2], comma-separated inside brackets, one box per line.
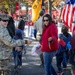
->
[0, 10, 75, 75]
[33, 10, 75, 75]
[0, 11, 32, 71]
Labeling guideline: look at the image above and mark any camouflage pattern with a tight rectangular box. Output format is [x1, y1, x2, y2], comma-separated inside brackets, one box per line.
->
[0, 25, 25, 59]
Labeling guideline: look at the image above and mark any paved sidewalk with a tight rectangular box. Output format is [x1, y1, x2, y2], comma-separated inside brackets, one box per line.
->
[10, 41, 72, 75]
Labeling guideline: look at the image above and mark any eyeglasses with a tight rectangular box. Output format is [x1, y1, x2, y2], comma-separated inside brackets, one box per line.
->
[43, 19, 49, 22]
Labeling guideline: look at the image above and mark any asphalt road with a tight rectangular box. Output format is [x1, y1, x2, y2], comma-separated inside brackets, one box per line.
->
[10, 41, 72, 75]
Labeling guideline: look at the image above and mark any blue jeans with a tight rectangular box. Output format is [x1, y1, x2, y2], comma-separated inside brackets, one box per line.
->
[43, 51, 57, 75]
[34, 29, 37, 38]
[56, 53, 63, 72]
[62, 49, 70, 68]
[62, 52, 67, 68]
[13, 50, 22, 67]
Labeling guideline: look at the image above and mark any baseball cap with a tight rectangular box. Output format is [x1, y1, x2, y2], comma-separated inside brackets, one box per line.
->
[0, 14, 9, 21]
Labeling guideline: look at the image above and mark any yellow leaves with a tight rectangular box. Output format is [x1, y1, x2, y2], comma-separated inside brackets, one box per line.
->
[0, 0, 8, 7]
[52, 0, 63, 6]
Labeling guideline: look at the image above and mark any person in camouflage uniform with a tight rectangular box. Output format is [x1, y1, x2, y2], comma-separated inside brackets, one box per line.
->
[0, 14, 32, 59]
[0, 14, 31, 75]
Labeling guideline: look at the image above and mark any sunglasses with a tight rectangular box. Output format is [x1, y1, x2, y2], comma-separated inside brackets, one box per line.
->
[43, 19, 49, 22]
[2, 20, 8, 22]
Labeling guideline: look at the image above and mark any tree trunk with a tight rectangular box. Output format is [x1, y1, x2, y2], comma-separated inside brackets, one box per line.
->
[48, 0, 52, 16]
[26, 3, 28, 15]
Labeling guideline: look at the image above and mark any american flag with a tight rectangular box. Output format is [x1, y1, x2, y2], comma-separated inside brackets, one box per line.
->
[61, 0, 75, 31]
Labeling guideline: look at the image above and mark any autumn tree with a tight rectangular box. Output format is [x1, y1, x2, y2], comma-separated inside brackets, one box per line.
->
[0, 0, 65, 15]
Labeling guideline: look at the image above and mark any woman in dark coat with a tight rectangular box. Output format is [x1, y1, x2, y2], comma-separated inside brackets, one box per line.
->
[7, 17, 15, 38]
[18, 16, 25, 31]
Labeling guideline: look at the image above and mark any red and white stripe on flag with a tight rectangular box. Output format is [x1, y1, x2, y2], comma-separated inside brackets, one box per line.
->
[61, 3, 75, 32]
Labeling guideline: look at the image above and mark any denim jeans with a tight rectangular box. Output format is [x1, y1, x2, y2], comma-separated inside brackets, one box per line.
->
[56, 53, 64, 72]
[62, 52, 67, 68]
[34, 29, 37, 38]
[43, 51, 57, 75]
[13, 50, 22, 67]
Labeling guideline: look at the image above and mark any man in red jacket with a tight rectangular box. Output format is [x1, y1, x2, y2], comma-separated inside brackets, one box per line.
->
[41, 14, 59, 75]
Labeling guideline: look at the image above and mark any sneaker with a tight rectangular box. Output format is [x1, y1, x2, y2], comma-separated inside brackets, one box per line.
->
[57, 71, 64, 75]
[39, 64, 44, 67]
[14, 66, 17, 69]
[18, 66, 22, 69]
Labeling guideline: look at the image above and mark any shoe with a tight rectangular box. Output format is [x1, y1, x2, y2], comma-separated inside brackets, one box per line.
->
[57, 71, 64, 75]
[18, 66, 22, 69]
[14, 66, 18, 69]
[39, 64, 44, 67]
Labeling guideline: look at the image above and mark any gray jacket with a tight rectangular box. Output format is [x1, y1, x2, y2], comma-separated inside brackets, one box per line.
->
[34, 17, 43, 34]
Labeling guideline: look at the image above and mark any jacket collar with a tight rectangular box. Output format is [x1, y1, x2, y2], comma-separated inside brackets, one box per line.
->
[45, 22, 52, 28]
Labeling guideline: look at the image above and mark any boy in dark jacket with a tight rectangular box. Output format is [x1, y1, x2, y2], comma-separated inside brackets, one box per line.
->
[56, 35, 66, 75]
[13, 29, 24, 69]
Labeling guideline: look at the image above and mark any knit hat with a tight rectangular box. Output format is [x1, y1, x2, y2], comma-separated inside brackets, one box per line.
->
[15, 29, 22, 35]
[39, 10, 45, 16]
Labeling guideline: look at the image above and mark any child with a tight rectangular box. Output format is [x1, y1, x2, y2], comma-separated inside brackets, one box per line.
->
[56, 35, 66, 75]
[59, 25, 72, 69]
[13, 29, 24, 69]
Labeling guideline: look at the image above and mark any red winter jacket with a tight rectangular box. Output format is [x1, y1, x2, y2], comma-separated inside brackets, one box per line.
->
[41, 23, 59, 52]
[70, 31, 75, 52]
